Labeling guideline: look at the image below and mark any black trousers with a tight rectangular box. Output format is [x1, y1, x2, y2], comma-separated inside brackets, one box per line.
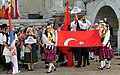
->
[17, 48, 21, 62]
[58, 51, 65, 62]
[76, 48, 82, 66]
[0, 45, 6, 68]
[76, 48, 90, 66]
[82, 48, 89, 66]
[72, 47, 78, 61]
[0, 44, 2, 65]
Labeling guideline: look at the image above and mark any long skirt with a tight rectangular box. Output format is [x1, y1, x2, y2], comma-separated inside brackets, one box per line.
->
[24, 43, 38, 63]
[44, 49, 56, 62]
[105, 48, 114, 59]
[99, 47, 106, 59]
[99, 47, 114, 59]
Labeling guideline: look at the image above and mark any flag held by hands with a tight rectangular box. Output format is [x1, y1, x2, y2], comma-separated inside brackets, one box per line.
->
[56, 30, 102, 47]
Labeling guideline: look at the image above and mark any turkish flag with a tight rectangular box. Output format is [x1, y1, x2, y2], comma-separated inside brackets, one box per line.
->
[56, 30, 102, 47]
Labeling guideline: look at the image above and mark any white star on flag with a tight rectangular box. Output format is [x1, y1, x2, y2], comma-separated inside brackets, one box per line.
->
[78, 41, 84, 45]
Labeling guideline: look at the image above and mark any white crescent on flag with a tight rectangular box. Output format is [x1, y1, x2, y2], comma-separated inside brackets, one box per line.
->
[71, 7, 81, 14]
[64, 38, 77, 46]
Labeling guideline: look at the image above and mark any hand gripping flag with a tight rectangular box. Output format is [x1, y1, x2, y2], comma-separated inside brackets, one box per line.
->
[8, 13, 19, 74]
[56, 30, 102, 47]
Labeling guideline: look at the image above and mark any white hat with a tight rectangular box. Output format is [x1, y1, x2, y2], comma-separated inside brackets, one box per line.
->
[94, 23, 98, 26]
[101, 23, 106, 25]
[46, 26, 52, 29]
[99, 20, 106, 25]
[26, 27, 32, 33]
[99, 20, 104, 23]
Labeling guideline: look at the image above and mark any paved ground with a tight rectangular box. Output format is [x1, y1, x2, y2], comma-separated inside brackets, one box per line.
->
[1, 56, 120, 75]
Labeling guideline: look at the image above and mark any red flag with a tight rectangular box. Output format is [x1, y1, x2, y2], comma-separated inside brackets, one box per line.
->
[56, 30, 102, 47]
[15, 0, 20, 18]
[61, 1, 73, 67]
[63, 1, 70, 31]
[5, 7, 9, 19]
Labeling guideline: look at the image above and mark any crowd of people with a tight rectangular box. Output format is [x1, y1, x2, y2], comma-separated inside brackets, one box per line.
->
[0, 15, 114, 74]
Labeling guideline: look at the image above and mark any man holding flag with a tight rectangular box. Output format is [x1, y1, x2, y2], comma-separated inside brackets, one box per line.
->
[2, 11, 20, 74]
[2, 23, 13, 74]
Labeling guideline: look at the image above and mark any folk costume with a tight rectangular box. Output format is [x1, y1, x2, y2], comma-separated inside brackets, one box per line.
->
[42, 26, 56, 73]
[3, 32, 13, 74]
[2, 29, 19, 74]
[98, 22, 114, 70]
[24, 28, 38, 71]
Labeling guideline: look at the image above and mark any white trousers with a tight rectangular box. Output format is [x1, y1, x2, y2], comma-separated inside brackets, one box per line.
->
[5, 55, 12, 63]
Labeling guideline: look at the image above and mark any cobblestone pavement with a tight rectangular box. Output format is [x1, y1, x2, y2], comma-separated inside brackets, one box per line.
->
[1, 56, 120, 75]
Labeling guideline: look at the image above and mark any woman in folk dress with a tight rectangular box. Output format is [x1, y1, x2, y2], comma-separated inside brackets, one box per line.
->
[98, 22, 114, 70]
[42, 26, 57, 73]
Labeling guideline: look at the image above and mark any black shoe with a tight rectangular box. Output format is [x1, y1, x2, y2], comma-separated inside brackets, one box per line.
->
[47, 70, 52, 73]
[45, 65, 49, 69]
[96, 60, 98, 62]
[41, 59, 45, 61]
[106, 67, 111, 69]
[54, 68, 56, 71]
[82, 65, 86, 67]
[75, 65, 81, 68]
[103, 66, 106, 68]
[98, 67, 103, 70]
[87, 63, 90, 65]
[28, 69, 33, 71]
[90, 57, 94, 60]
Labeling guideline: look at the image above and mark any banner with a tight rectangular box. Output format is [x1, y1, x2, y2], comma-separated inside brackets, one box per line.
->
[56, 30, 102, 47]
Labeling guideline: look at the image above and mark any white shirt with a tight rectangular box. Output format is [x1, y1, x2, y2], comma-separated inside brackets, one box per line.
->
[3, 33, 18, 56]
[42, 33, 54, 49]
[3, 34, 11, 56]
[79, 19, 91, 30]
[0, 32, 3, 45]
[103, 29, 110, 46]
[15, 33, 18, 41]
[71, 20, 81, 31]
